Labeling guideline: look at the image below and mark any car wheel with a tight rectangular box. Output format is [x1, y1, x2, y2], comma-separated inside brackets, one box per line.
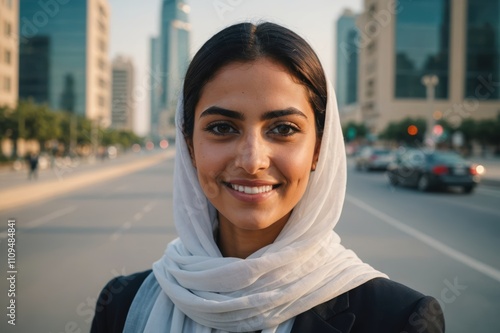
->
[388, 173, 399, 186]
[417, 175, 430, 192]
[463, 185, 474, 194]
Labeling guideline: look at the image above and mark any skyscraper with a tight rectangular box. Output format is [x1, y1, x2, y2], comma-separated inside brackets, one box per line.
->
[111, 56, 135, 131]
[336, 9, 360, 109]
[18, 0, 111, 124]
[0, 0, 19, 109]
[149, 36, 162, 137]
[151, 0, 191, 137]
[356, 0, 500, 133]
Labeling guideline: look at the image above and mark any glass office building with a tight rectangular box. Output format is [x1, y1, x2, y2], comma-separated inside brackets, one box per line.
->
[394, 0, 451, 99]
[150, 0, 190, 136]
[19, 0, 110, 121]
[356, 0, 500, 134]
[336, 10, 359, 108]
[150, 36, 162, 135]
[159, 0, 190, 111]
[465, 0, 500, 100]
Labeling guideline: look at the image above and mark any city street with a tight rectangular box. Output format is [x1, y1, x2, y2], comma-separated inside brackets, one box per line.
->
[0, 152, 499, 332]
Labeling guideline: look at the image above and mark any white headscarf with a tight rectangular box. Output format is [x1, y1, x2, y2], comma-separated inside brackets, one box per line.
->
[127, 68, 387, 333]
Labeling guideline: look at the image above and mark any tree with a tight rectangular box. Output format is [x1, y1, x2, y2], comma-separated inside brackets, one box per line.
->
[0, 106, 16, 141]
[379, 117, 426, 145]
[342, 121, 367, 142]
[456, 118, 476, 144]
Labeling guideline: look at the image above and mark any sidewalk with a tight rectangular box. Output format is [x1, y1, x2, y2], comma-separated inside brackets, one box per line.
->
[0, 149, 175, 212]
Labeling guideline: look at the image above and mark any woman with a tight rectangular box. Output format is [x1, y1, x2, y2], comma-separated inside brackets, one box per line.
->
[91, 22, 445, 332]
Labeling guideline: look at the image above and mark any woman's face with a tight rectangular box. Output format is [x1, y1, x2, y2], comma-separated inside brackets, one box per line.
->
[189, 58, 321, 233]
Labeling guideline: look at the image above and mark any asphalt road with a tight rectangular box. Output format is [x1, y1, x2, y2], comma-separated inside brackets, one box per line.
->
[0, 154, 499, 332]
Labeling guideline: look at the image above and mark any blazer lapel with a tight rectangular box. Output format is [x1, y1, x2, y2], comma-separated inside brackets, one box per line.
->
[290, 292, 355, 333]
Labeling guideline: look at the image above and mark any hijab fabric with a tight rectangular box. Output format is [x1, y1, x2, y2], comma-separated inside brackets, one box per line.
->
[125, 72, 387, 333]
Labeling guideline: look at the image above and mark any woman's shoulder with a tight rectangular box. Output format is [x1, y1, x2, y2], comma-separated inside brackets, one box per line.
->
[293, 277, 444, 333]
[90, 269, 153, 333]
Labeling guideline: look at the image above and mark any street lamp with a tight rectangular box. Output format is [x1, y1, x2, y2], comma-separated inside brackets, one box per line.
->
[421, 75, 439, 149]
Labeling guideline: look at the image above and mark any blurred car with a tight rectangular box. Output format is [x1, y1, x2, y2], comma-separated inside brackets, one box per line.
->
[386, 149, 483, 193]
[355, 147, 395, 171]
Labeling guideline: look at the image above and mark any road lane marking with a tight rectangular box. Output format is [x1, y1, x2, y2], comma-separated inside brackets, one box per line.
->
[0, 206, 77, 239]
[24, 206, 78, 229]
[110, 201, 159, 241]
[434, 197, 500, 219]
[346, 195, 500, 284]
[143, 201, 157, 213]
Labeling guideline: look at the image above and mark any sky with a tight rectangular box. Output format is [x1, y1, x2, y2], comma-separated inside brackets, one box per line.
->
[107, 0, 363, 135]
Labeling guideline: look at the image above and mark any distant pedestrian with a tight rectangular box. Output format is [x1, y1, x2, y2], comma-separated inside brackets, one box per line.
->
[27, 152, 39, 180]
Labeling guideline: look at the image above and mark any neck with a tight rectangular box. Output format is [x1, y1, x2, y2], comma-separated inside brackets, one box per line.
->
[217, 214, 289, 259]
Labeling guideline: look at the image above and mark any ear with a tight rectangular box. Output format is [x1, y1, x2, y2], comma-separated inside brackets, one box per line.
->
[311, 138, 321, 171]
[186, 138, 196, 168]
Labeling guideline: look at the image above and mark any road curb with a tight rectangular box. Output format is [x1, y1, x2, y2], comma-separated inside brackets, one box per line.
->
[0, 150, 175, 212]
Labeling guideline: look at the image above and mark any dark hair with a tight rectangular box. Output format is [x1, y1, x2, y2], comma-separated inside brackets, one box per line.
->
[182, 22, 327, 139]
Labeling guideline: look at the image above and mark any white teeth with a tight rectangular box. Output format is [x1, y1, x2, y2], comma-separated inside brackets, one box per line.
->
[231, 184, 273, 194]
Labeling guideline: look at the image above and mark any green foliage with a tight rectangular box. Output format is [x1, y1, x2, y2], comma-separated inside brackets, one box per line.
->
[342, 121, 367, 142]
[379, 117, 427, 145]
[456, 118, 476, 143]
[0, 106, 16, 139]
[1, 100, 144, 153]
[450, 114, 500, 147]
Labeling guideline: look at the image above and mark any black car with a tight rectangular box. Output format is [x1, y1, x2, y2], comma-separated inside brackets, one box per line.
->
[386, 149, 482, 193]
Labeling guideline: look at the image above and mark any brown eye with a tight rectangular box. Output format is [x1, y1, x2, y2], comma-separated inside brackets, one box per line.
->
[205, 122, 237, 135]
[271, 123, 299, 136]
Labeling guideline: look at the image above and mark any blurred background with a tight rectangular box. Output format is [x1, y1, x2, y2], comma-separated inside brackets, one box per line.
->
[0, 0, 499, 332]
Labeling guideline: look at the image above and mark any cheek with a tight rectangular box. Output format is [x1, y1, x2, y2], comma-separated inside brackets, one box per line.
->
[194, 144, 225, 200]
[197, 170, 221, 199]
[276, 145, 315, 182]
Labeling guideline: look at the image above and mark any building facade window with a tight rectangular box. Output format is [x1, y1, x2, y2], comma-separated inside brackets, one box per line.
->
[465, 0, 500, 100]
[98, 95, 105, 107]
[5, 21, 12, 37]
[4, 76, 11, 92]
[394, 0, 451, 99]
[5, 49, 11, 64]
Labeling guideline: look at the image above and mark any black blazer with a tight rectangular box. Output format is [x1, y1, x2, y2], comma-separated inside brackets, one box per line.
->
[91, 270, 444, 333]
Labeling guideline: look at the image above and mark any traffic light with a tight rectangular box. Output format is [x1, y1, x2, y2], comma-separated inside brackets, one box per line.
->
[433, 124, 444, 136]
[407, 125, 418, 136]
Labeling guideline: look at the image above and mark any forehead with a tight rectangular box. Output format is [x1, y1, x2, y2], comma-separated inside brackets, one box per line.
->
[196, 58, 312, 115]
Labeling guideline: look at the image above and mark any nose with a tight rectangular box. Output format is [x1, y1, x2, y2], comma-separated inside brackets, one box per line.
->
[234, 132, 270, 174]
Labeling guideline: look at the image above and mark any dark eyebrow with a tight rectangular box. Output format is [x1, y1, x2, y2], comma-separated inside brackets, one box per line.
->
[199, 107, 245, 120]
[261, 108, 308, 120]
[199, 106, 307, 121]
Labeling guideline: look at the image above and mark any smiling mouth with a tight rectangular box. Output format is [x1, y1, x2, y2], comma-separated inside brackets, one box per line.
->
[224, 182, 280, 194]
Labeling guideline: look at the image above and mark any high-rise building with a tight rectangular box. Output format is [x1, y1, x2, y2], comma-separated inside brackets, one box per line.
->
[0, 0, 19, 108]
[18, 0, 111, 124]
[111, 55, 134, 131]
[152, 0, 191, 137]
[336, 9, 360, 109]
[356, 0, 500, 134]
[149, 36, 162, 137]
